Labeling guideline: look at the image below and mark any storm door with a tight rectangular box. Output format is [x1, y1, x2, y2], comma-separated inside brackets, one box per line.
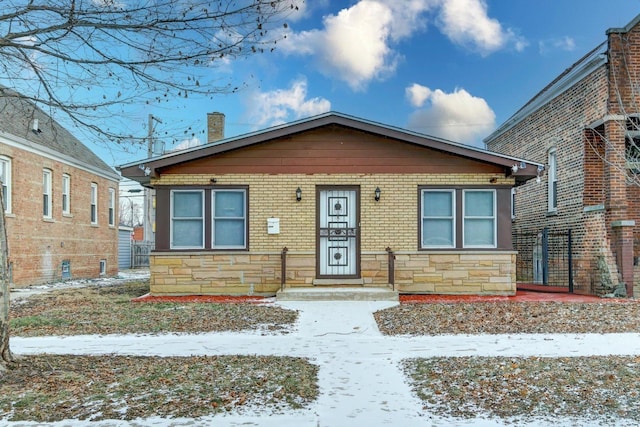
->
[317, 187, 360, 278]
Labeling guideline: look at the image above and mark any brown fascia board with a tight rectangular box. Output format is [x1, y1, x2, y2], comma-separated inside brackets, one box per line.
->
[118, 112, 543, 184]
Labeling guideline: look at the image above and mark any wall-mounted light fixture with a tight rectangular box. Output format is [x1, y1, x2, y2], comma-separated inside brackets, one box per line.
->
[511, 164, 519, 174]
[374, 187, 381, 202]
[296, 187, 302, 202]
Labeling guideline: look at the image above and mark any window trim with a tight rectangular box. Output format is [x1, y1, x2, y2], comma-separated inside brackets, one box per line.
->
[462, 189, 497, 249]
[43, 169, 52, 219]
[62, 174, 71, 215]
[511, 187, 516, 220]
[420, 189, 456, 249]
[0, 156, 11, 214]
[90, 182, 98, 225]
[170, 189, 205, 249]
[108, 188, 115, 226]
[212, 188, 248, 250]
[548, 148, 558, 213]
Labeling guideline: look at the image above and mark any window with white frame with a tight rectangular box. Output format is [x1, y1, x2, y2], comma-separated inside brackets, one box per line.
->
[0, 156, 11, 213]
[548, 148, 558, 212]
[421, 189, 455, 248]
[171, 190, 204, 249]
[212, 189, 247, 249]
[108, 188, 115, 226]
[463, 190, 496, 248]
[62, 174, 70, 215]
[90, 183, 98, 224]
[43, 169, 52, 218]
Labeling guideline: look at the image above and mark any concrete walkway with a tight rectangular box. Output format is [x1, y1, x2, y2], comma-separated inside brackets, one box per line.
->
[10, 300, 640, 426]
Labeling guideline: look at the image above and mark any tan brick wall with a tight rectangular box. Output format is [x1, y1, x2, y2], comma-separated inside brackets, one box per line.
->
[1, 142, 119, 286]
[148, 172, 517, 296]
[153, 173, 513, 253]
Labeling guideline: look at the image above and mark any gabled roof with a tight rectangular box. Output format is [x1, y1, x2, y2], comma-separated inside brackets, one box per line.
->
[119, 111, 543, 184]
[0, 87, 120, 181]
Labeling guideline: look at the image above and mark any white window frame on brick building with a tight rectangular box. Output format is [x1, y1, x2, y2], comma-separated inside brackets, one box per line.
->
[420, 189, 455, 248]
[212, 189, 247, 249]
[548, 148, 558, 213]
[463, 189, 497, 248]
[43, 168, 52, 219]
[62, 173, 71, 215]
[0, 156, 11, 214]
[170, 189, 204, 249]
[90, 182, 98, 224]
[108, 188, 115, 227]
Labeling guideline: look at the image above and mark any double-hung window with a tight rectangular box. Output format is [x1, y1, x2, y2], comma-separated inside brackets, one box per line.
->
[108, 188, 115, 226]
[421, 189, 455, 248]
[548, 148, 558, 212]
[90, 183, 98, 224]
[212, 190, 247, 249]
[463, 190, 496, 248]
[171, 190, 204, 249]
[62, 174, 70, 215]
[0, 156, 11, 213]
[43, 169, 52, 218]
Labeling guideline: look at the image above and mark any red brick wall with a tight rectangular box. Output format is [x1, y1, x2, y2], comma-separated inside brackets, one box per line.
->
[1, 143, 119, 287]
[487, 21, 640, 296]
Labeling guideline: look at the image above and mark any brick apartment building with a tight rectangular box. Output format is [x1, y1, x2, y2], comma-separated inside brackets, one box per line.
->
[0, 88, 121, 287]
[485, 14, 640, 297]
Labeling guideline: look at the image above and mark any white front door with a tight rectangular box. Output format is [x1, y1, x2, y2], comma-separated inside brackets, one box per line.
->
[318, 188, 359, 278]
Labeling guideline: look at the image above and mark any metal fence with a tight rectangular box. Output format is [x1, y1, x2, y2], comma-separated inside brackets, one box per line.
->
[132, 241, 154, 268]
[513, 228, 573, 292]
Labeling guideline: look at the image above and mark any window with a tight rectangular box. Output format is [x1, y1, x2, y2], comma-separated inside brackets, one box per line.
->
[90, 183, 98, 224]
[548, 148, 557, 212]
[421, 190, 455, 248]
[99, 259, 106, 275]
[0, 156, 11, 213]
[463, 190, 496, 248]
[511, 188, 516, 220]
[62, 174, 70, 215]
[108, 188, 115, 226]
[212, 189, 247, 249]
[171, 190, 204, 248]
[43, 169, 52, 218]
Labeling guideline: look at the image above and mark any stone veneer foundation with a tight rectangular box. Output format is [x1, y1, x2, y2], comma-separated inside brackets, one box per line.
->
[149, 251, 516, 296]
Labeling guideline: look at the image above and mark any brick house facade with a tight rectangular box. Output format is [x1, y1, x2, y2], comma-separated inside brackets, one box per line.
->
[0, 89, 121, 287]
[485, 14, 640, 297]
[120, 112, 542, 297]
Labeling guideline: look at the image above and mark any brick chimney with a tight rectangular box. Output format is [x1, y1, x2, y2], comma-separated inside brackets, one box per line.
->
[207, 112, 225, 143]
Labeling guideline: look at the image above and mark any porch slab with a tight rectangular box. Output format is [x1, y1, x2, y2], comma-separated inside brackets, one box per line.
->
[277, 287, 399, 301]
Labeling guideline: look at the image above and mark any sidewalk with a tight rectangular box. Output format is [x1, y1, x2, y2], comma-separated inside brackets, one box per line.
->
[10, 300, 640, 427]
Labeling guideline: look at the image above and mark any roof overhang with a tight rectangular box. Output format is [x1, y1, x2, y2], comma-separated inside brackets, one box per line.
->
[118, 112, 543, 186]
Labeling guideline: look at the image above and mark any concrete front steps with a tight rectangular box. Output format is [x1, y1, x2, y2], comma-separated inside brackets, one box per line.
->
[276, 286, 399, 301]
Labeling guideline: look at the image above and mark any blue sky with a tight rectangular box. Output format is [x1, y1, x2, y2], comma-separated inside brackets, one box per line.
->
[105, 0, 640, 174]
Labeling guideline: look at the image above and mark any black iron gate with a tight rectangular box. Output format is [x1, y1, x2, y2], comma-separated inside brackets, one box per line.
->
[513, 228, 573, 292]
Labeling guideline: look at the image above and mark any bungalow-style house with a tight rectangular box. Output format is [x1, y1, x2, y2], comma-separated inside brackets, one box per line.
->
[119, 112, 542, 297]
[0, 88, 121, 286]
[485, 14, 640, 297]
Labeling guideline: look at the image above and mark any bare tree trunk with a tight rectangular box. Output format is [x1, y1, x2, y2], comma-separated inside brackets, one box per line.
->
[0, 190, 13, 371]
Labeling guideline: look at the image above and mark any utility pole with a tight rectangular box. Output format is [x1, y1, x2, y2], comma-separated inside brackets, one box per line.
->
[144, 114, 162, 244]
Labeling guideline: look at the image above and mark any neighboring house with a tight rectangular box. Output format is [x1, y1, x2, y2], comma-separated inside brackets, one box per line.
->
[0, 88, 121, 287]
[485, 14, 640, 297]
[119, 112, 542, 297]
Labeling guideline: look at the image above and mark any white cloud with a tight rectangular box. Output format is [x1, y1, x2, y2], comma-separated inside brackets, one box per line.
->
[539, 36, 576, 55]
[278, 0, 524, 90]
[436, 0, 525, 55]
[405, 83, 432, 108]
[245, 78, 331, 127]
[406, 85, 496, 147]
[172, 137, 202, 152]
